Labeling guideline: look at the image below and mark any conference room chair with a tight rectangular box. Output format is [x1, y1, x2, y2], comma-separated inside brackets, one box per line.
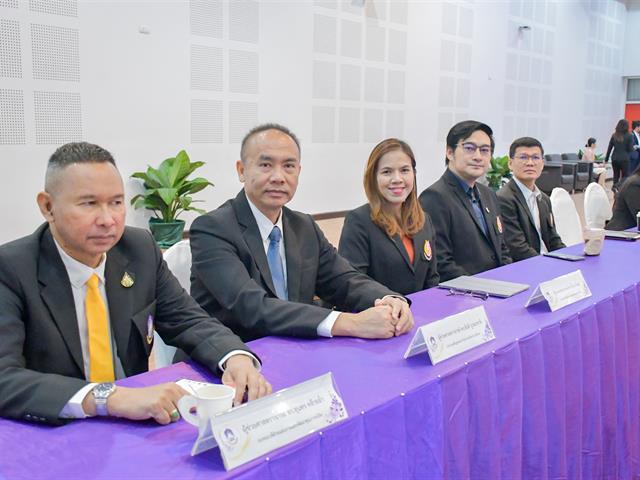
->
[153, 239, 191, 368]
[550, 187, 584, 246]
[561, 152, 593, 191]
[543, 154, 575, 193]
[583, 183, 612, 229]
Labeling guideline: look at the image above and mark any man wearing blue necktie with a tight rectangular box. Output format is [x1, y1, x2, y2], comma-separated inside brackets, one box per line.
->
[190, 124, 413, 342]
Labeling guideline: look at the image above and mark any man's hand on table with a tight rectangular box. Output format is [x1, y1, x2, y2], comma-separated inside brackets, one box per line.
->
[222, 354, 272, 406]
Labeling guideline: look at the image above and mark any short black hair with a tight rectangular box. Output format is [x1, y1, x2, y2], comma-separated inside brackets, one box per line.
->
[445, 120, 495, 164]
[632, 120, 640, 130]
[45, 142, 116, 193]
[240, 123, 301, 162]
[586, 137, 596, 147]
[48, 142, 115, 169]
[509, 137, 544, 158]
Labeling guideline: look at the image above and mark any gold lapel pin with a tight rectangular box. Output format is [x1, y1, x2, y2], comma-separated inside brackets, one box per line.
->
[121, 272, 134, 288]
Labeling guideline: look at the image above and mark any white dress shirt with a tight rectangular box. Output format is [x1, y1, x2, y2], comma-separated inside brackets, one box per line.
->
[513, 177, 548, 254]
[246, 198, 340, 337]
[55, 239, 258, 419]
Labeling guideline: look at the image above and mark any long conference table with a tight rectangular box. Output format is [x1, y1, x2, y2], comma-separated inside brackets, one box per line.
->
[1, 238, 639, 479]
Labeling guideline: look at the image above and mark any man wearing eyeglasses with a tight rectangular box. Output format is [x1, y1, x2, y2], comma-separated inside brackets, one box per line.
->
[497, 137, 565, 262]
[419, 120, 512, 282]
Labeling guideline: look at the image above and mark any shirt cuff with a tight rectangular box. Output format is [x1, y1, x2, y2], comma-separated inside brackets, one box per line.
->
[382, 294, 409, 304]
[59, 383, 96, 419]
[316, 310, 341, 338]
[218, 351, 261, 372]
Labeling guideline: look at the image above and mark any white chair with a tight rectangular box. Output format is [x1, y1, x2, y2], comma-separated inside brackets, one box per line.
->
[550, 188, 583, 246]
[153, 239, 192, 368]
[583, 183, 612, 229]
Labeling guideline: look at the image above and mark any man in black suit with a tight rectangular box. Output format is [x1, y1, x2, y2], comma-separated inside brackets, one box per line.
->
[0, 142, 270, 426]
[497, 137, 565, 262]
[630, 120, 640, 175]
[190, 124, 413, 342]
[419, 120, 512, 282]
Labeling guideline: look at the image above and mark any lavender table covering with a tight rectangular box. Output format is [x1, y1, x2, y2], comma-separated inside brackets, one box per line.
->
[1, 239, 639, 479]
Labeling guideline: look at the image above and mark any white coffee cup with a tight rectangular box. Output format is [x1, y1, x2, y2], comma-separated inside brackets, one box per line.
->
[583, 227, 605, 256]
[177, 384, 235, 426]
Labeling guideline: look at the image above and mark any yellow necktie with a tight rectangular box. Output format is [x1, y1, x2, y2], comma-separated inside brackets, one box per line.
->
[85, 274, 115, 382]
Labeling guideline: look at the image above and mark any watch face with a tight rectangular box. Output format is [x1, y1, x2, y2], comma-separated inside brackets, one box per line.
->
[94, 383, 116, 398]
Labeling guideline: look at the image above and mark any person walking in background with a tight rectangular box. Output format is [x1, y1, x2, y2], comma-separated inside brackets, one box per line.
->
[630, 120, 640, 175]
[339, 138, 439, 296]
[605, 119, 634, 192]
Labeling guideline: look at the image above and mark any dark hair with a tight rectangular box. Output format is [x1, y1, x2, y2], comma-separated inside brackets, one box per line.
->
[48, 142, 115, 169]
[632, 120, 640, 130]
[363, 138, 425, 237]
[509, 137, 544, 158]
[586, 137, 596, 147]
[240, 123, 301, 162]
[613, 119, 629, 142]
[445, 120, 495, 164]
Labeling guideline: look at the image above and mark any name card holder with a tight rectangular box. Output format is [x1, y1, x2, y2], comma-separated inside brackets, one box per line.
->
[403, 305, 496, 365]
[524, 269, 592, 312]
[189, 372, 348, 471]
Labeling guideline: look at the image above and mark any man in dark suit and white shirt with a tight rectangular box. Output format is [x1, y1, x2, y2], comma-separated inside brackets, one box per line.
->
[190, 124, 413, 342]
[630, 120, 640, 175]
[0, 142, 270, 426]
[419, 120, 512, 282]
[497, 137, 565, 262]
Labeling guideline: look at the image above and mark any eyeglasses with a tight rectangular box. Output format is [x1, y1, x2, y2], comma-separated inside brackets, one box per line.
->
[458, 142, 492, 157]
[446, 289, 489, 301]
[513, 154, 543, 163]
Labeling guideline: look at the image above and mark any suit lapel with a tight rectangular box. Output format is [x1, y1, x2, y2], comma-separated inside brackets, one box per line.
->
[444, 171, 488, 238]
[38, 229, 84, 375]
[282, 210, 301, 302]
[509, 180, 537, 232]
[390, 233, 414, 272]
[234, 190, 279, 298]
[104, 246, 134, 368]
[476, 186, 501, 254]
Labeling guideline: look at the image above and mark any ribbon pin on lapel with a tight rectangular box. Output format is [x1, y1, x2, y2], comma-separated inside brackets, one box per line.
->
[423, 239, 432, 261]
[121, 272, 134, 288]
[146, 315, 154, 345]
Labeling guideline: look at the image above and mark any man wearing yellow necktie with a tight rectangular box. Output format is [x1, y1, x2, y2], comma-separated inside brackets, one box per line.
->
[0, 142, 271, 426]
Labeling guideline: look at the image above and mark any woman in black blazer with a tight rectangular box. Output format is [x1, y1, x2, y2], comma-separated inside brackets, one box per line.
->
[605, 119, 634, 191]
[339, 138, 439, 295]
[607, 170, 640, 230]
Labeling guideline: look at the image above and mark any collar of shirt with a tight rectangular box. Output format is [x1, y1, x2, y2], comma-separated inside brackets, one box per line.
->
[448, 169, 477, 198]
[53, 237, 106, 288]
[513, 177, 541, 203]
[634, 131, 640, 143]
[245, 195, 284, 244]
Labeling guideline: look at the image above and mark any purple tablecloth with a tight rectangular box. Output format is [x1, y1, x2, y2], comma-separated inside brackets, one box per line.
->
[1, 239, 639, 479]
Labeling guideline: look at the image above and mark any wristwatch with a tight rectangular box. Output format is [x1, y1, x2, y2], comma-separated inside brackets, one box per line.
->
[92, 383, 116, 416]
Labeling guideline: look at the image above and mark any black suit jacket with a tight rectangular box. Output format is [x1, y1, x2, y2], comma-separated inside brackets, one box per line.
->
[190, 190, 397, 342]
[497, 179, 565, 262]
[418, 169, 512, 282]
[0, 224, 251, 425]
[338, 204, 439, 295]
[607, 174, 640, 230]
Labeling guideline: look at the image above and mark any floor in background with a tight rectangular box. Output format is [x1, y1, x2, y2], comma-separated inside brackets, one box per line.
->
[316, 183, 616, 248]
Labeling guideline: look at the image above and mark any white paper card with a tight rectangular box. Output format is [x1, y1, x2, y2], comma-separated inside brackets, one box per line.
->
[403, 306, 495, 365]
[524, 269, 591, 312]
[190, 372, 348, 471]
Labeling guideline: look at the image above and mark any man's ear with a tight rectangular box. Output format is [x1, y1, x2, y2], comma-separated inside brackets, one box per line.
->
[36, 191, 54, 222]
[236, 159, 245, 183]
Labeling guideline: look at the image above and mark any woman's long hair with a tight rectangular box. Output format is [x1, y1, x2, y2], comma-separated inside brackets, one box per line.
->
[363, 138, 425, 238]
[613, 119, 629, 142]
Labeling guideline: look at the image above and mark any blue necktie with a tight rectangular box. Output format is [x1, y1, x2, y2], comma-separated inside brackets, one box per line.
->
[468, 188, 489, 237]
[267, 226, 288, 300]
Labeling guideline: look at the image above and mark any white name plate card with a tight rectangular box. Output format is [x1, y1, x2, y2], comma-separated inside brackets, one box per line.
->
[189, 372, 348, 471]
[524, 269, 592, 312]
[403, 305, 496, 365]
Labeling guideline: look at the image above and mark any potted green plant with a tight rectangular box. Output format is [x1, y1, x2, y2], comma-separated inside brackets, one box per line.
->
[486, 155, 512, 191]
[130, 150, 213, 248]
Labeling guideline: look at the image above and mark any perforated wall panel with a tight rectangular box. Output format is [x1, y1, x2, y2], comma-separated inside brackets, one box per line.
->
[34, 90, 82, 144]
[0, 19, 21, 78]
[29, 0, 77, 17]
[31, 23, 80, 81]
[190, 0, 222, 38]
[191, 99, 223, 143]
[0, 89, 25, 144]
[191, 44, 223, 91]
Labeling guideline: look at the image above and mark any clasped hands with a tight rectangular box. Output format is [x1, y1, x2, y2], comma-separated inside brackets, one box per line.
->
[333, 295, 414, 339]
